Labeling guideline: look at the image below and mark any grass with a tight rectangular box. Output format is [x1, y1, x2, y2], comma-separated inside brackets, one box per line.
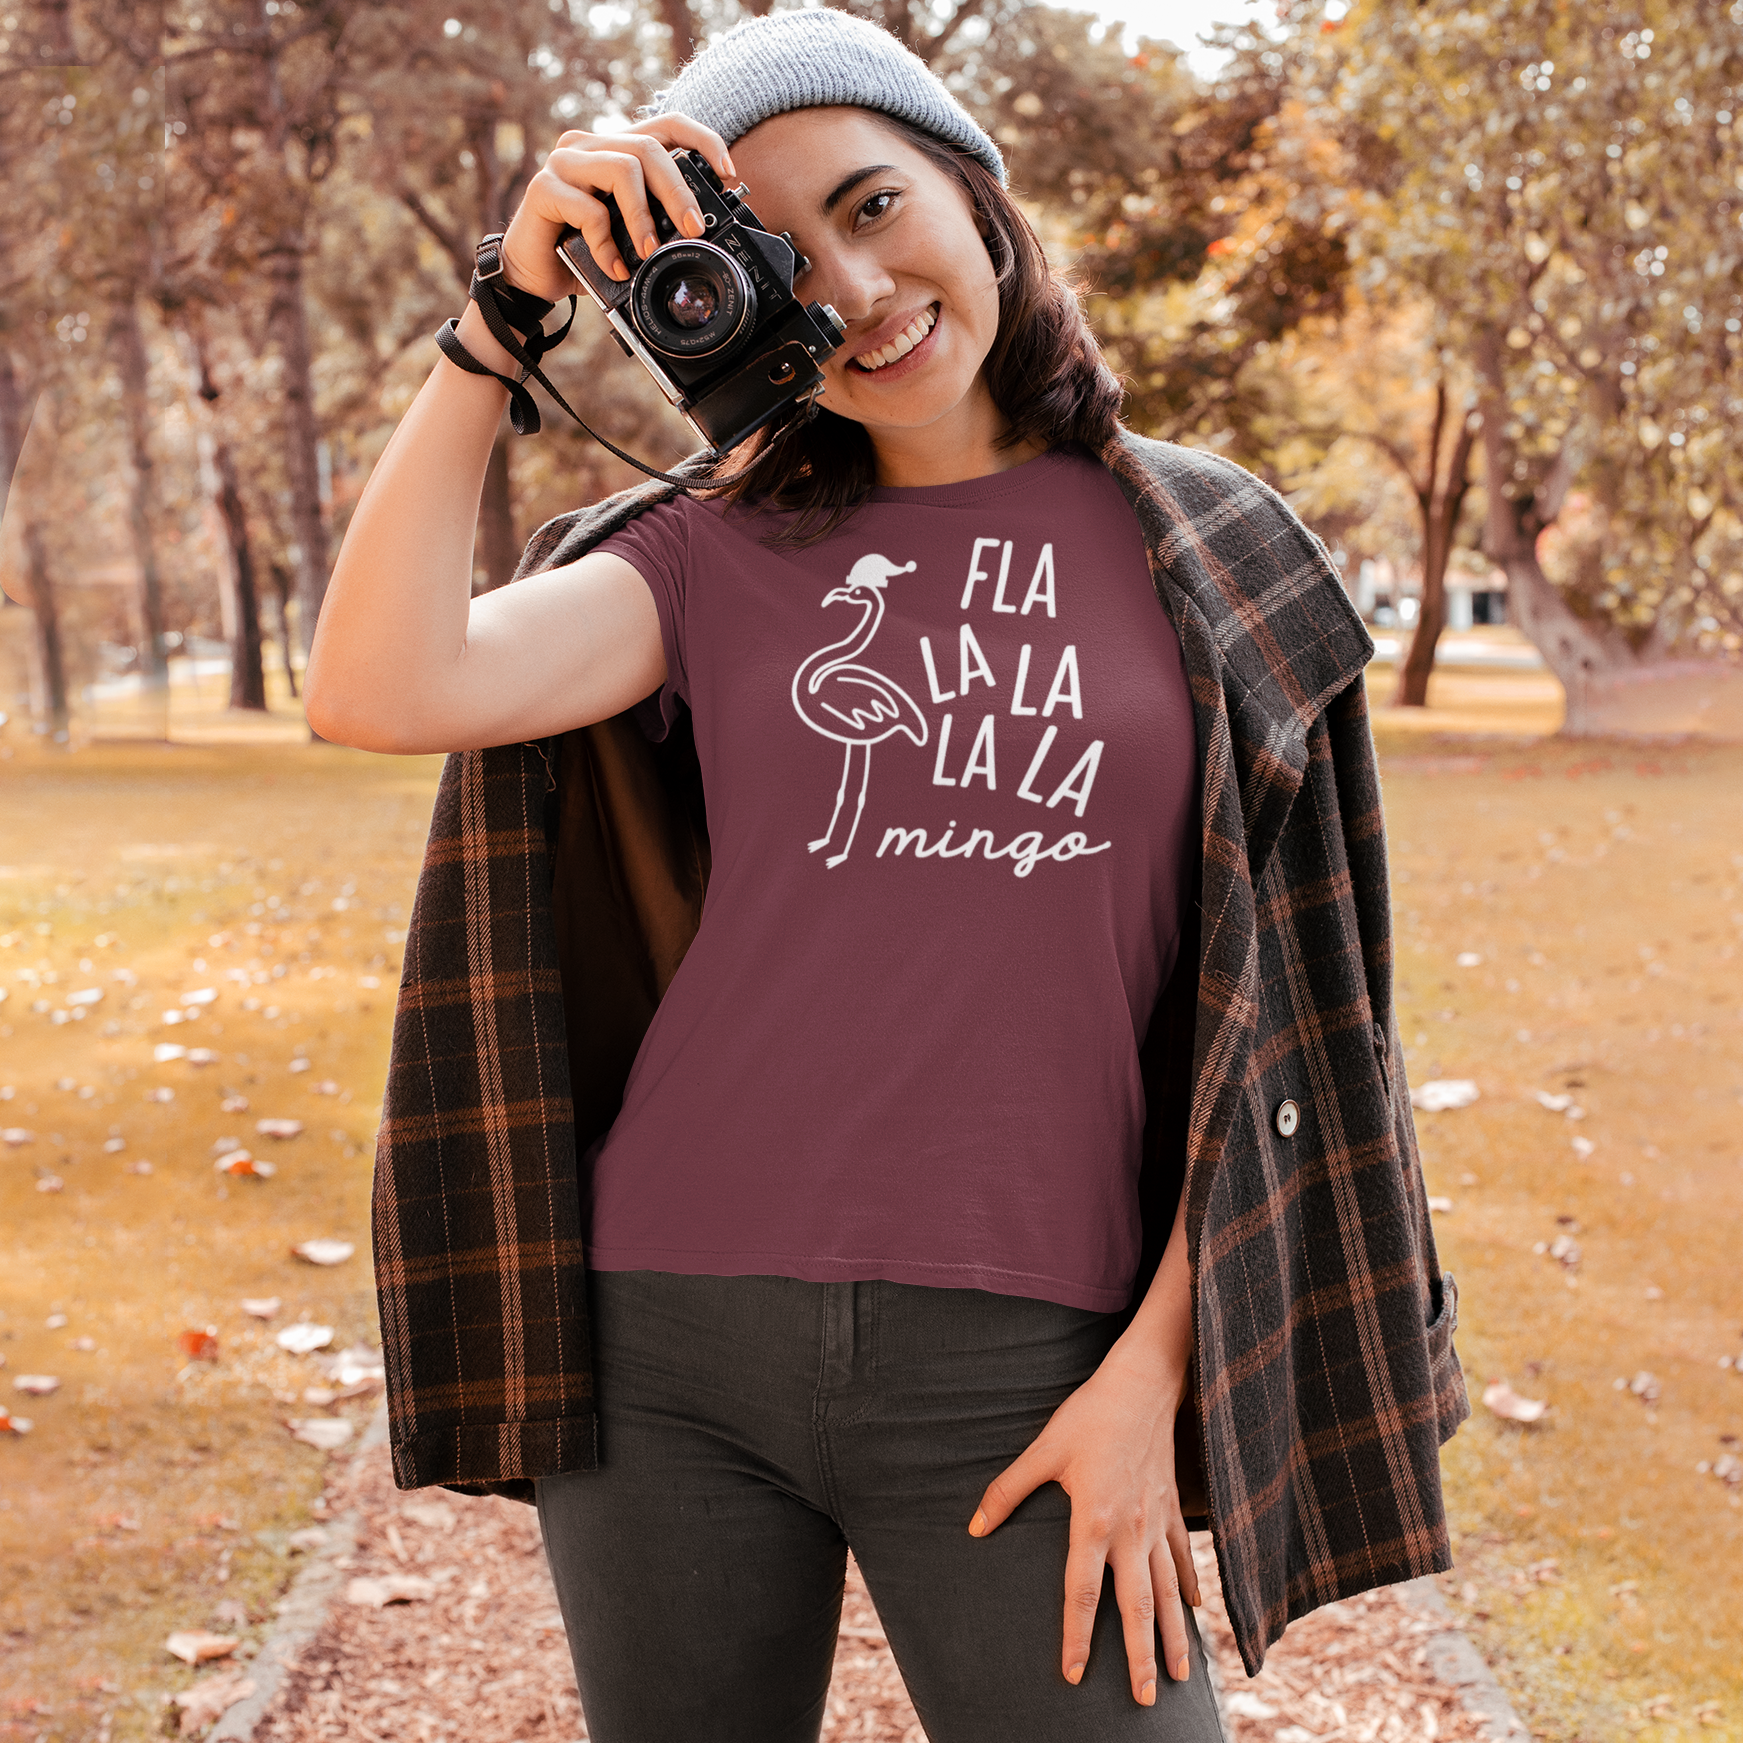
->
[0, 736, 443, 1743]
[1367, 668, 1743, 1743]
[2, 655, 1740, 1742]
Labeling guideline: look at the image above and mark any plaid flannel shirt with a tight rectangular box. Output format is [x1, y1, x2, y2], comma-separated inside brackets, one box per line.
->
[372, 429, 1469, 1673]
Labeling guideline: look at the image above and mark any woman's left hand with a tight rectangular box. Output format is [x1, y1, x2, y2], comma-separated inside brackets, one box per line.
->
[967, 1344, 1201, 1706]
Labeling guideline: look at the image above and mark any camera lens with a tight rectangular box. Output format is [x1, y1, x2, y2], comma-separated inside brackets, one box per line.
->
[663, 274, 719, 329]
[632, 242, 754, 360]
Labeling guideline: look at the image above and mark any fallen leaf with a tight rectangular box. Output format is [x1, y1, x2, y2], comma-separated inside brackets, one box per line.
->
[220, 1096, 249, 1113]
[325, 1345, 384, 1387]
[287, 1417, 353, 1452]
[178, 1329, 219, 1363]
[171, 1671, 255, 1735]
[1482, 1379, 1549, 1423]
[214, 1152, 275, 1179]
[164, 1630, 238, 1666]
[1227, 1693, 1279, 1719]
[275, 1324, 334, 1355]
[287, 1526, 331, 1553]
[1629, 1370, 1662, 1405]
[345, 1573, 435, 1607]
[255, 1118, 303, 1139]
[12, 1375, 60, 1397]
[292, 1240, 354, 1266]
[0, 1409, 32, 1435]
[400, 1501, 456, 1532]
[239, 1298, 281, 1320]
[1411, 1079, 1480, 1112]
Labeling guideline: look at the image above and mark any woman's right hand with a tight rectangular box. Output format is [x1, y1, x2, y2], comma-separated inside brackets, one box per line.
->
[498, 115, 738, 301]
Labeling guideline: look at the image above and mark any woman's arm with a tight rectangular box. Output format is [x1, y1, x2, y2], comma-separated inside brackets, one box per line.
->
[967, 1190, 1200, 1707]
[302, 115, 735, 755]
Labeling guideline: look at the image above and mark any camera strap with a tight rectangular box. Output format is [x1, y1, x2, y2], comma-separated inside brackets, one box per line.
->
[436, 242, 793, 491]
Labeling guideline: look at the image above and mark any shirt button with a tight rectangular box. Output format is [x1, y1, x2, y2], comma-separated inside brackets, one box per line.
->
[1274, 1099, 1300, 1139]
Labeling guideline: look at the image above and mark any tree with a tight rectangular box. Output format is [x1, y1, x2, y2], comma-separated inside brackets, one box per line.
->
[348, 0, 637, 590]
[158, 0, 367, 662]
[1322, 0, 1743, 732]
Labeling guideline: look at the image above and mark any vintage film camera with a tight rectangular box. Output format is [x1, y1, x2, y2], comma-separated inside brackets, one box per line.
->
[556, 149, 847, 456]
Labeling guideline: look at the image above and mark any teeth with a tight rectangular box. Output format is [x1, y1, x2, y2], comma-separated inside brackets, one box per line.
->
[856, 306, 937, 371]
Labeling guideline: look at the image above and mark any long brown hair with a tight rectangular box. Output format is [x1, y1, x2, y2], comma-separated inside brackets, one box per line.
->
[703, 114, 1124, 544]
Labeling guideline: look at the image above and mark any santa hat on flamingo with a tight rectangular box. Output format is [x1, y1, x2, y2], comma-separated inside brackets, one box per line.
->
[846, 555, 917, 589]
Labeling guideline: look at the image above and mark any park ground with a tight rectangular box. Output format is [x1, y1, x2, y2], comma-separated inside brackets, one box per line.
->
[1, 652, 1740, 1742]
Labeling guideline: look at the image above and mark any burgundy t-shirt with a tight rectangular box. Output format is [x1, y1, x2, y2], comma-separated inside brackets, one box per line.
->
[586, 449, 1196, 1311]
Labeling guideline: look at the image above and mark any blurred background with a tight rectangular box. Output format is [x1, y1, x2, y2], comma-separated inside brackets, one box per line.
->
[1, 1, 1739, 1740]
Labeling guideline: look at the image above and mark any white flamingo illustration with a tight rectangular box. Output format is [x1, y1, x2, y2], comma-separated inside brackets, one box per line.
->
[791, 554, 929, 868]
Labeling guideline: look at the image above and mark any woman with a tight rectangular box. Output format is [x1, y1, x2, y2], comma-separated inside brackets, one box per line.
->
[308, 12, 1467, 1741]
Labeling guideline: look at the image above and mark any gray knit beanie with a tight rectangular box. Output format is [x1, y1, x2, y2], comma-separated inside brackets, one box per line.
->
[648, 8, 1006, 186]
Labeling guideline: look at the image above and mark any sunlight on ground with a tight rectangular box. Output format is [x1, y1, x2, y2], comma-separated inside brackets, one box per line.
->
[1, 739, 442, 1742]
[2, 662, 1741, 1742]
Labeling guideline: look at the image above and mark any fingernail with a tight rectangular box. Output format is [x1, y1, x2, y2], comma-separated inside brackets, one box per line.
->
[1066, 1662, 1084, 1685]
[641, 234, 658, 258]
[968, 1509, 987, 1537]
[1190, 1587, 1203, 1607]
[1175, 1654, 1190, 1681]
[1139, 1679, 1156, 1705]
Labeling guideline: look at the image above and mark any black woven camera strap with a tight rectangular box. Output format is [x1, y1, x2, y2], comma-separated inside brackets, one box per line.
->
[435, 265, 798, 490]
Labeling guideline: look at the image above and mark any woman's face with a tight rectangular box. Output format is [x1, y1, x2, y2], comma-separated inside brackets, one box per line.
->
[725, 107, 1005, 460]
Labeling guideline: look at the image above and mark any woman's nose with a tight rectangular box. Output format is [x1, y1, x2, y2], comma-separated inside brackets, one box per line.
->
[812, 248, 897, 326]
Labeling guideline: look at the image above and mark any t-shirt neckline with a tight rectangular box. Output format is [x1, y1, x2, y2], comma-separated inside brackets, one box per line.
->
[866, 448, 1078, 508]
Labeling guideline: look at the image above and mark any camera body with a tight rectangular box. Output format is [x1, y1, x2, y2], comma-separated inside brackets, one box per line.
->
[556, 150, 846, 455]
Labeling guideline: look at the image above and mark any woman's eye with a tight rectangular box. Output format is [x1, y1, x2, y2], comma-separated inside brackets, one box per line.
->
[858, 191, 896, 224]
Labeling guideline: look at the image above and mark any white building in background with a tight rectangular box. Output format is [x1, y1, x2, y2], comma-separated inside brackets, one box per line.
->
[1350, 557, 1508, 630]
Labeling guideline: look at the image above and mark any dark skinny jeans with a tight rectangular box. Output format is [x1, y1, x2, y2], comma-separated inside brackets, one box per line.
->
[535, 1268, 1226, 1742]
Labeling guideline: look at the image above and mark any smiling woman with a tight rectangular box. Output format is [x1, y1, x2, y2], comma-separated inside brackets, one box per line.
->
[704, 104, 1122, 538]
[305, 9, 1466, 1742]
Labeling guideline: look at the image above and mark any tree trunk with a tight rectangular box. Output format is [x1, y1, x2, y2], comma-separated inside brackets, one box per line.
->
[269, 561, 300, 699]
[264, 240, 329, 661]
[1475, 325, 1639, 736]
[22, 515, 69, 742]
[0, 348, 31, 525]
[215, 437, 267, 709]
[478, 424, 519, 592]
[110, 297, 170, 689]
[657, 0, 696, 67]
[1394, 392, 1477, 708]
[189, 323, 268, 710]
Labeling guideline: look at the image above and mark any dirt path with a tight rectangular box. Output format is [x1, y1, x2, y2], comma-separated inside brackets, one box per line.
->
[232, 1433, 1508, 1743]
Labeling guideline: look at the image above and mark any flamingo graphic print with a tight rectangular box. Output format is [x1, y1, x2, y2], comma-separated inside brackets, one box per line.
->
[791, 554, 929, 867]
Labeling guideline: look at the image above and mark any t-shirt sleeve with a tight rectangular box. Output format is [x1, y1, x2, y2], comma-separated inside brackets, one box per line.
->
[594, 499, 692, 742]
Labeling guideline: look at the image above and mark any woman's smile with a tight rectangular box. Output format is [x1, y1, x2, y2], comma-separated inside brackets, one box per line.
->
[848, 302, 941, 378]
